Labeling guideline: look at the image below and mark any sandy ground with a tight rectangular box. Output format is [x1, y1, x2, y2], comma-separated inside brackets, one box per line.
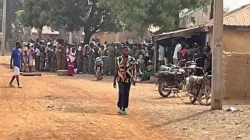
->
[1, 56, 250, 140]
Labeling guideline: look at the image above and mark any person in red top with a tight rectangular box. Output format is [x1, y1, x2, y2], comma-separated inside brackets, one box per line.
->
[67, 47, 76, 76]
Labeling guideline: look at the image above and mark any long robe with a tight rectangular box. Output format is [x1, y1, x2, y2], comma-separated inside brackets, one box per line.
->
[56, 46, 63, 70]
[88, 48, 95, 74]
[67, 51, 76, 76]
[108, 46, 115, 75]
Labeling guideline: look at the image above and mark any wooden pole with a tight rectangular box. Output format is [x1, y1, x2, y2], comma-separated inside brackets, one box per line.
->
[211, 0, 223, 110]
[1, 0, 6, 56]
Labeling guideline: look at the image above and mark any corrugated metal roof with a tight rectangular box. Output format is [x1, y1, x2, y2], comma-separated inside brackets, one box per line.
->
[153, 26, 207, 41]
[204, 4, 250, 27]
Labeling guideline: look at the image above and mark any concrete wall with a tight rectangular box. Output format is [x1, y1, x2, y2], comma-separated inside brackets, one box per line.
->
[223, 52, 250, 99]
[208, 28, 250, 99]
[179, 5, 211, 28]
[223, 28, 250, 53]
[91, 31, 142, 44]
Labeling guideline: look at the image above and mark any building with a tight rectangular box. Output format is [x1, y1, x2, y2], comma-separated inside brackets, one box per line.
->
[153, 4, 250, 99]
[30, 26, 59, 41]
[204, 4, 250, 99]
[90, 31, 142, 44]
[24, 26, 145, 44]
[204, 4, 250, 53]
[179, 5, 211, 29]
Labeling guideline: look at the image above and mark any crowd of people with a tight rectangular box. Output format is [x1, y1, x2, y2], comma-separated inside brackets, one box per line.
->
[158, 39, 212, 75]
[16, 38, 155, 80]
[9, 37, 212, 115]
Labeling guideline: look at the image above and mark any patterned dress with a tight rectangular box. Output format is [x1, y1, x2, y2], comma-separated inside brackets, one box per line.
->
[116, 55, 136, 83]
[116, 55, 136, 109]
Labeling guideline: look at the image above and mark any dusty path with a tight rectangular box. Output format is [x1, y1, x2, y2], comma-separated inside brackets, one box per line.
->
[2, 56, 250, 140]
[0, 56, 172, 140]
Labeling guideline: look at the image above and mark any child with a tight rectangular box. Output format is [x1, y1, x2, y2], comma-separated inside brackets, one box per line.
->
[94, 57, 104, 80]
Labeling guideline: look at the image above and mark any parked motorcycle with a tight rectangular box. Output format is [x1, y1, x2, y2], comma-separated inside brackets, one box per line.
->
[186, 69, 212, 106]
[155, 60, 186, 97]
[95, 57, 104, 81]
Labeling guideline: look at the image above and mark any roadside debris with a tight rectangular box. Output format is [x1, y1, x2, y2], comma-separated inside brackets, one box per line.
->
[224, 106, 237, 112]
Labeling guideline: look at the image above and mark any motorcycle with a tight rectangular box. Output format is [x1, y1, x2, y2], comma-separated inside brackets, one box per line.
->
[155, 60, 186, 97]
[95, 57, 104, 81]
[186, 69, 212, 106]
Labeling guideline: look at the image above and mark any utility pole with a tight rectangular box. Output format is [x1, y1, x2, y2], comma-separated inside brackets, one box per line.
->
[1, 0, 6, 56]
[211, 0, 223, 110]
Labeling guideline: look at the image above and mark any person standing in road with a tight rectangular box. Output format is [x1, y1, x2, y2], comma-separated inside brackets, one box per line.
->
[113, 46, 136, 115]
[28, 44, 35, 72]
[173, 40, 182, 65]
[9, 42, 23, 88]
[35, 45, 41, 71]
[158, 45, 165, 66]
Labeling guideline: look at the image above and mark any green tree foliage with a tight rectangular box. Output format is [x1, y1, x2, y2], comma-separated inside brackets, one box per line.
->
[20, 0, 211, 42]
[13, 10, 24, 33]
[21, 0, 51, 39]
[6, 0, 22, 38]
[21, 0, 120, 44]
[106, 0, 211, 34]
[48, 0, 120, 44]
[21, 0, 50, 29]
[0, 0, 22, 37]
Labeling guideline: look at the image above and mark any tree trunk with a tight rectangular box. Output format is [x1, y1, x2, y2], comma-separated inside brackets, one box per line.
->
[210, 0, 214, 20]
[84, 29, 93, 45]
[174, 13, 180, 30]
[38, 28, 43, 39]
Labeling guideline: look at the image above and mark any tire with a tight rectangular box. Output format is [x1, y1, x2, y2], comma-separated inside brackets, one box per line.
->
[158, 81, 171, 97]
[189, 96, 197, 104]
[198, 85, 211, 106]
[179, 80, 185, 90]
[189, 86, 199, 104]
[96, 71, 102, 81]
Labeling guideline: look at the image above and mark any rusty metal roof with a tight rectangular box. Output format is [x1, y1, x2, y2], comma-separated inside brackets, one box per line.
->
[205, 4, 250, 27]
[153, 26, 208, 41]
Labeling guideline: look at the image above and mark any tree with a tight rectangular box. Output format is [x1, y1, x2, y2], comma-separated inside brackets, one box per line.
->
[106, 0, 211, 34]
[13, 10, 24, 34]
[47, 0, 120, 44]
[210, 0, 214, 19]
[21, 0, 120, 44]
[6, 0, 22, 39]
[21, 0, 51, 39]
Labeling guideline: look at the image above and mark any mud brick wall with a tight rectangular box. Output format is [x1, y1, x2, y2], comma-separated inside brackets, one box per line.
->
[223, 52, 250, 99]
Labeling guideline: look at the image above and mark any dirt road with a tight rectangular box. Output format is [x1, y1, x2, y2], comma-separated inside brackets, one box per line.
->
[0, 56, 173, 140]
[2, 55, 250, 140]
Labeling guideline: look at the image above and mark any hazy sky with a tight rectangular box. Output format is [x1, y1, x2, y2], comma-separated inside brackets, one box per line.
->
[224, 0, 250, 11]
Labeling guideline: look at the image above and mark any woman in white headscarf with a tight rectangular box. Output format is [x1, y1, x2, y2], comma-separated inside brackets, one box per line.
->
[28, 43, 35, 72]
[67, 47, 76, 76]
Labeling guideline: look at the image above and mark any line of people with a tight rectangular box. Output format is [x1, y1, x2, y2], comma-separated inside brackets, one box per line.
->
[19, 39, 156, 78]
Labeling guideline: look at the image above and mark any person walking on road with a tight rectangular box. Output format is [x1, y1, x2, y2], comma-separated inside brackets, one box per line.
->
[113, 46, 136, 115]
[9, 42, 23, 88]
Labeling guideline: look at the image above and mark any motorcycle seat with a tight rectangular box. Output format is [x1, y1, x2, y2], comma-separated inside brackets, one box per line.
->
[159, 71, 175, 76]
[159, 65, 170, 72]
[189, 75, 204, 83]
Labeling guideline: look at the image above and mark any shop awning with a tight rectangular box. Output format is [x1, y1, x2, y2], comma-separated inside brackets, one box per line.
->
[153, 26, 208, 41]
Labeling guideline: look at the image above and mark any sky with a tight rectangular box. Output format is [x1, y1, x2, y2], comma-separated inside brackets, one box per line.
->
[224, 0, 250, 11]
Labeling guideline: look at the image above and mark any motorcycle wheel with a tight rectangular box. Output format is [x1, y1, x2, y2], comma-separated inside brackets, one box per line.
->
[189, 87, 199, 104]
[189, 96, 197, 104]
[198, 85, 211, 106]
[179, 81, 185, 90]
[158, 81, 171, 97]
[96, 72, 101, 81]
